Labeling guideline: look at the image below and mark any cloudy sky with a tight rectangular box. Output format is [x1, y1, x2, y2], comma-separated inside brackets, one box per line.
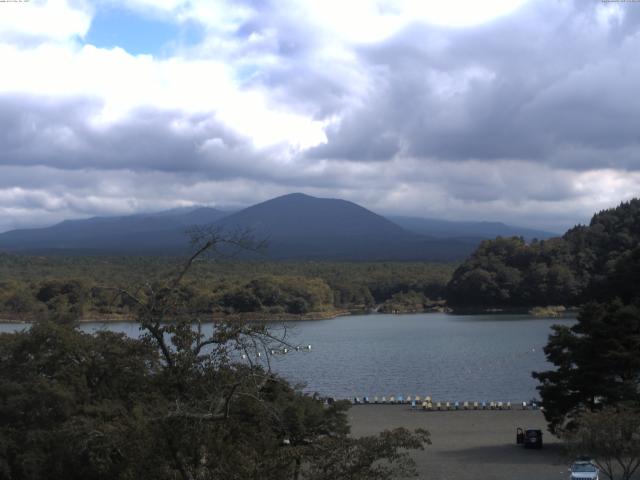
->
[1, 0, 639, 233]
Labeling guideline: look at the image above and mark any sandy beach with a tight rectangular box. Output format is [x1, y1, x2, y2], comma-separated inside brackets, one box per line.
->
[348, 406, 569, 480]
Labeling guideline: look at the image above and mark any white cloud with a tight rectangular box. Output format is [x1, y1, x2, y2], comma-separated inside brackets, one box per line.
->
[254, 0, 532, 45]
[0, 0, 91, 42]
[0, 41, 327, 150]
[402, 0, 530, 27]
[0, 0, 639, 233]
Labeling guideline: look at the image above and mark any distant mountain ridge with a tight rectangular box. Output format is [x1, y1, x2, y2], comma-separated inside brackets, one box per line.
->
[0, 193, 554, 260]
[0, 208, 229, 253]
[388, 216, 556, 241]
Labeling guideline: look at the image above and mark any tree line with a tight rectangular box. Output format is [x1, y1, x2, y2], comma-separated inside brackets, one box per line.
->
[0, 231, 431, 480]
[523, 199, 640, 479]
[0, 256, 454, 321]
[446, 199, 640, 309]
[441, 199, 640, 478]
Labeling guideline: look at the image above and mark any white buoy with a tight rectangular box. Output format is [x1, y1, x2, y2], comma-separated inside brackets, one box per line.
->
[257, 352, 261, 357]
[307, 344, 312, 350]
[283, 348, 288, 354]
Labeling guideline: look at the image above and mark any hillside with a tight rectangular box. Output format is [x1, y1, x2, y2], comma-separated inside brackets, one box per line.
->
[0, 193, 557, 261]
[0, 207, 229, 254]
[0, 193, 475, 261]
[389, 216, 556, 241]
[216, 193, 405, 239]
[212, 193, 478, 261]
[446, 198, 640, 308]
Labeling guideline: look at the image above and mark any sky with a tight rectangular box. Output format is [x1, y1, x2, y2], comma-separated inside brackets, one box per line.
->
[1, 0, 639, 233]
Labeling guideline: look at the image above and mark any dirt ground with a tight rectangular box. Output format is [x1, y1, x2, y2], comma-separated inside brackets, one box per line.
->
[348, 405, 570, 480]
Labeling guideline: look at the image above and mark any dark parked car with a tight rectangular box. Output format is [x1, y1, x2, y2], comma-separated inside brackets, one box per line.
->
[516, 427, 543, 449]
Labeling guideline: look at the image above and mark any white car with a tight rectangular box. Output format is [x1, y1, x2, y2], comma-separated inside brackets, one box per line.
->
[569, 461, 599, 480]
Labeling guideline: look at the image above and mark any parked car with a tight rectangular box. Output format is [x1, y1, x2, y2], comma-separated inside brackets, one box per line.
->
[516, 427, 543, 449]
[569, 460, 599, 480]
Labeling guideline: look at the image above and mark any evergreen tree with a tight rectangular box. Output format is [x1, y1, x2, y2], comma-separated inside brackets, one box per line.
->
[0, 231, 430, 480]
[533, 301, 640, 433]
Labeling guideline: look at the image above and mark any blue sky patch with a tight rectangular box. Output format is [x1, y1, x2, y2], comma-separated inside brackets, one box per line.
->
[84, 6, 203, 56]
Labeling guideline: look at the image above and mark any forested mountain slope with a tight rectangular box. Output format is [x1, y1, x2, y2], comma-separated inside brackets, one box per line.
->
[446, 199, 640, 308]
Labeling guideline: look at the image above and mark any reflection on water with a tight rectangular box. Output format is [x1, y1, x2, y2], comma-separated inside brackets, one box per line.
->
[0, 313, 575, 401]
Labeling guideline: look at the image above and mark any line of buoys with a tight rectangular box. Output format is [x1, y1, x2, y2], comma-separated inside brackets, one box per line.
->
[347, 396, 542, 410]
[260, 345, 313, 356]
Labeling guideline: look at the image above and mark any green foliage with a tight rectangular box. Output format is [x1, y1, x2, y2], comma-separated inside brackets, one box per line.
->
[218, 275, 333, 315]
[447, 199, 640, 308]
[379, 290, 432, 313]
[588, 245, 640, 305]
[0, 238, 431, 480]
[533, 300, 640, 433]
[0, 256, 455, 319]
[0, 322, 162, 480]
[528, 200, 640, 466]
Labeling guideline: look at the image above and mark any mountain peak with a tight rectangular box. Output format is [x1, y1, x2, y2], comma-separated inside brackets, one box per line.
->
[217, 192, 405, 240]
[260, 192, 317, 204]
[277, 192, 314, 199]
[0, 193, 521, 260]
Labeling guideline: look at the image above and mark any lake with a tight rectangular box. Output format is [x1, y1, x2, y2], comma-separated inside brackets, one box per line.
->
[0, 313, 574, 403]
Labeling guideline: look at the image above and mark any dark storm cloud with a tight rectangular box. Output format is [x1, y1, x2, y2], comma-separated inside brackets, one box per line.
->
[216, 1, 360, 119]
[0, 94, 267, 177]
[2, 0, 640, 233]
[304, 0, 640, 170]
[0, 94, 373, 192]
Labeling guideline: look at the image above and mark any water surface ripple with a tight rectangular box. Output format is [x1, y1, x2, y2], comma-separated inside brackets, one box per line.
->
[0, 313, 574, 402]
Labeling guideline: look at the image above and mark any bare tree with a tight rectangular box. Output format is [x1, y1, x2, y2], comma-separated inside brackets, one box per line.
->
[104, 227, 429, 480]
[562, 406, 640, 480]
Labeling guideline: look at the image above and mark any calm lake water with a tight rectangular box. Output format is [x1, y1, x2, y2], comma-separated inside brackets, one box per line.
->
[0, 313, 575, 402]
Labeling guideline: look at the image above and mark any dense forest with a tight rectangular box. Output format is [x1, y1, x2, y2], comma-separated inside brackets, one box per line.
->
[446, 199, 640, 308]
[0, 256, 454, 321]
[3, 198, 638, 320]
[0, 234, 430, 480]
[531, 204, 640, 479]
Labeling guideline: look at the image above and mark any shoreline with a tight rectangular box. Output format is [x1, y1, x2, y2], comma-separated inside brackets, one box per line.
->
[0, 307, 579, 325]
[0, 309, 356, 325]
